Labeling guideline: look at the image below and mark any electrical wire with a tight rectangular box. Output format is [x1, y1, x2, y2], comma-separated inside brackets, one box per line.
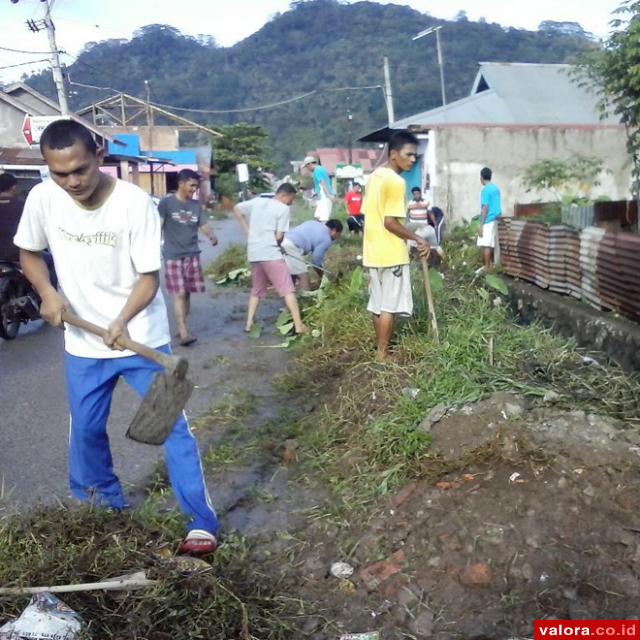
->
[0, 58, 51, 70]
[148, 84, 384, 114]
[67, 75, 116, 92]
[66, 73, 383, 114]
[0, 44, 56, 55]
[150, 90, 318, 114]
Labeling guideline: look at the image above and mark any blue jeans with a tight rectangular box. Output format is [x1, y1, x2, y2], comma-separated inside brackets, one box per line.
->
[64, 345, 218, 535]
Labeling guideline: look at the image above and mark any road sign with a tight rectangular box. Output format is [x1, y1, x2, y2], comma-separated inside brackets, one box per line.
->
[236, 163, 249, 183]
[22, 115, 70, 147]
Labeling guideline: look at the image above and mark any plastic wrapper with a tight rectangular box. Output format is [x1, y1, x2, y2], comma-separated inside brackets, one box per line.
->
[0, 592, 83, 640]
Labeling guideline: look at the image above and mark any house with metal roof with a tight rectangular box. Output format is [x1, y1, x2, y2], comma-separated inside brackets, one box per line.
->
[361, 63, 631, 222]
[78, 93, 221, 198]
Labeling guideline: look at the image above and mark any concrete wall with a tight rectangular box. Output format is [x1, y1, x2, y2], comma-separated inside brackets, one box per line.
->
[0, 102, 30, 148]
[507, 279, 640, 372]
[430, 125, 632, 223]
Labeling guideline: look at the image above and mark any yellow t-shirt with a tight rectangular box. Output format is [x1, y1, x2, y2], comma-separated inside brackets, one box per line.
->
[362, 167, 409, 268]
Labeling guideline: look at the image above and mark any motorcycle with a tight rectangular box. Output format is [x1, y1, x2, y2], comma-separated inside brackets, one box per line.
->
[0, 259, 41, 340]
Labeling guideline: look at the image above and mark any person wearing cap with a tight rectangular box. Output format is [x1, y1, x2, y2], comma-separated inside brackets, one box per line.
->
[301, 156, 335, 222]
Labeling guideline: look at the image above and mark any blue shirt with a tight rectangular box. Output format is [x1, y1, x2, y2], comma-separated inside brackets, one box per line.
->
[313, 166, 334, 197]
[481, 182, 501, 223]
[286, 220, 332, 267]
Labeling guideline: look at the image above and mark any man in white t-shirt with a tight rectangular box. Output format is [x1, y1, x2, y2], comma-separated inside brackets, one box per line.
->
[13, 120, 218, 556]
[230, 184, 307, 334]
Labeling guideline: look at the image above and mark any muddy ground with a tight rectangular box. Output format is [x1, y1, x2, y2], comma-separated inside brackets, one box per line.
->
[3, 219, 639, 638]
[191, 301, 640, 639]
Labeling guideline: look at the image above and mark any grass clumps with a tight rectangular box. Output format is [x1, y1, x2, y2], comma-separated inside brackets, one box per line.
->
[205, 243, 248, 283]
[287, 224, 640, 504]
[0, 505, 301, 639]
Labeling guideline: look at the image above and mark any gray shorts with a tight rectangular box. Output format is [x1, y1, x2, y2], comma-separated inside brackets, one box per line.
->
[281, 238, 307, 276]
[367, 265, 413, 316]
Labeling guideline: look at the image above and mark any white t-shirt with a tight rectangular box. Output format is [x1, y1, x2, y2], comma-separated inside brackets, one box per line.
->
[237, 197, 290, 262]
[14, 178, 170, 358]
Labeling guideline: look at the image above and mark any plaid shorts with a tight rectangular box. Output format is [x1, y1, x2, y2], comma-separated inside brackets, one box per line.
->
[164, 255, 206, 294]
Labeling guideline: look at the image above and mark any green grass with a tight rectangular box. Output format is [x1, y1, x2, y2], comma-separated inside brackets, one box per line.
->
[284, 223, 640, 505]
[204, 244, 247, 282]
[0, 506, 301, 639]
[191, 390, 256, 433]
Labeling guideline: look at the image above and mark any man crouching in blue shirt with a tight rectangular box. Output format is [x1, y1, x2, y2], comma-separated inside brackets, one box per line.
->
[281, 219, 342, 290]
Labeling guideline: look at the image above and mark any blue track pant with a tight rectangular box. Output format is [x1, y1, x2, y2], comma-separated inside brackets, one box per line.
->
[64, 345, 218, 535]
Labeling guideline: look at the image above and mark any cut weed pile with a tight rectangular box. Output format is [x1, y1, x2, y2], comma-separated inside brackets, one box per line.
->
[0, 504, 300, 639]
[205, 243, 248, 284]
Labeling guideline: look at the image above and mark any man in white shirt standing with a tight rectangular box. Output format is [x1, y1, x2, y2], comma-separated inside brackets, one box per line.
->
[14, 120, 218, 556]
[230, 184, 307, 334]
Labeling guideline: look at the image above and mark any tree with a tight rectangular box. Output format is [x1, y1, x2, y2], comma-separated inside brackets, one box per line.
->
[577, 1, 640, 189]
[209, 123, 274, 194]
[522, 155, 606, 202]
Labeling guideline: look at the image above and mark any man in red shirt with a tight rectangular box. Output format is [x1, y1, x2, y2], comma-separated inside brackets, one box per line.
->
[344, 182, 364, 234]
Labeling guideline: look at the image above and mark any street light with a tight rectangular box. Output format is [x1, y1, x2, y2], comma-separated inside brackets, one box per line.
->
[413, 25, 447, 106]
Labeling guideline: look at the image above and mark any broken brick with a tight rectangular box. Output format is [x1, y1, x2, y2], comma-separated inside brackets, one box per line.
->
[460, 562, 493, 587]
[390, 482, 417, 509]
[358, 550, 406, 591]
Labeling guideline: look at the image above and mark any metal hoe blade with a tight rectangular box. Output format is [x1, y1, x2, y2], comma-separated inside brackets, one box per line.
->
[126, 371, 194, 445]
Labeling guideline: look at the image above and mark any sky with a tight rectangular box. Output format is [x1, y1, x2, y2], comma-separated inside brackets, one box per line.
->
[0, 0, 623, 84]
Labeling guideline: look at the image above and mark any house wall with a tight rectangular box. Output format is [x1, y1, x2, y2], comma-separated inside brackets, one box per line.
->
[106, 126, 179, 151]
[0, 102, 30, 148]
[8, 88, 58, 116]
[431, 125, 632, 223]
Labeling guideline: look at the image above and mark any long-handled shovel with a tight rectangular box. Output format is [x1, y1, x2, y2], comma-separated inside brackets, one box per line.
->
[420, 257, 440, 345]
[276, 245, 333, 275]
[62, 311, 193, 445]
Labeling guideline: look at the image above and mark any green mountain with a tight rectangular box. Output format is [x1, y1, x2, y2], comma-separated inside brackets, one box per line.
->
[25, 0, 592, 169]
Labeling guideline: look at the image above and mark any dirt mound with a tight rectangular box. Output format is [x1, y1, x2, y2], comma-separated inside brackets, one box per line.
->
[282, 394, 640, 639]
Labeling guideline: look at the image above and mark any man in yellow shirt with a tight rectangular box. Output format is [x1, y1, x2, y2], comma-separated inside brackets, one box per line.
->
[362, 130, 430, 360]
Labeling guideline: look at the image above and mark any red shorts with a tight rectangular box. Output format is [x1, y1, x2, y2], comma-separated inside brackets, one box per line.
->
[250, 260, 295, 298]
[164, 255, 205, 294]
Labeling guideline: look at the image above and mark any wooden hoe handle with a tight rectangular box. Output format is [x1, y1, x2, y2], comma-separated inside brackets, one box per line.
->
[61, 311, 186, 376]
[420, 257, 440, 345]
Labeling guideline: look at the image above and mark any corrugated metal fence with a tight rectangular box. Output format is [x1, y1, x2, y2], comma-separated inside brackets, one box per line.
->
[499, 219, 640, 322]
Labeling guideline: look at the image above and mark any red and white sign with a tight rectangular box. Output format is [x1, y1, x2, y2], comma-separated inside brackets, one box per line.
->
[21, 114, 71, 147]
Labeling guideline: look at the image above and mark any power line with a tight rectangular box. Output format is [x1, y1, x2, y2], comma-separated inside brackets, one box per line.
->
[149, 84, 384, 114]
[67, 75, 117, 92]
[0, 58, 50, 71]
[0, 44, 56, 55]
[66, 74, 383, 114]
[151, 90, 318, 114]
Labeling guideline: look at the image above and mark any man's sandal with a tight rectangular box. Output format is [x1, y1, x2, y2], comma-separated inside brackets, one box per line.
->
[177, 529, 217, 556]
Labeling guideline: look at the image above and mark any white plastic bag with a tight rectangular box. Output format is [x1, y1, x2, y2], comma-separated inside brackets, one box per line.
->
[0, 592, 83, 639]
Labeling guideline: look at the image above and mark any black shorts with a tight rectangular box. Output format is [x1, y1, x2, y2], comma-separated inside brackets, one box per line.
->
[347, 215, 364, 232]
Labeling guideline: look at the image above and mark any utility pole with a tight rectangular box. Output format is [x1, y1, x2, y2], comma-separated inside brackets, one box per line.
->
[21, 0, 68, 113]
[346, 95, 353, 165]
[44, 1, 68, 113]
[145, 80, 155, 195]
[383, 56, 395, 125]
[413, 25, 447, 107]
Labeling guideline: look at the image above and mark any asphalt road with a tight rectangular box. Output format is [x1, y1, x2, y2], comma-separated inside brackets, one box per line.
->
[0, 218, 264, 511]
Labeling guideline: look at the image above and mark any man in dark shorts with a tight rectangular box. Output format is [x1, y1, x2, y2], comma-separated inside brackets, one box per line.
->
[158, 169, 218, 346]
[344, 183, 364, 234]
